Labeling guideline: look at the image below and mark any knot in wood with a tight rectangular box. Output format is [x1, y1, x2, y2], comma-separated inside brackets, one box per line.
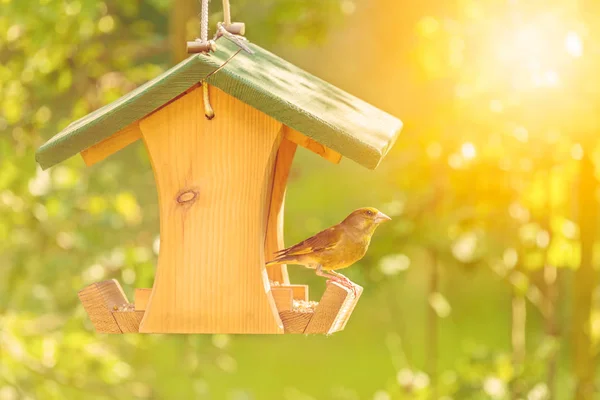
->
[177, 190, 198, 204]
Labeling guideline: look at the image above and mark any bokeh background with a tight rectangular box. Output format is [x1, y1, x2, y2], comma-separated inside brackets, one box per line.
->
[2, 0, 600, 399]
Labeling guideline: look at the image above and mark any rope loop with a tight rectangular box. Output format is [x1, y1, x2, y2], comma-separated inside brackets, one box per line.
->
[185, 0, 249, 118]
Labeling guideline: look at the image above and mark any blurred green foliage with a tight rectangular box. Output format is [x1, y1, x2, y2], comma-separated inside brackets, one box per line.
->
[1, 0, 600, 399]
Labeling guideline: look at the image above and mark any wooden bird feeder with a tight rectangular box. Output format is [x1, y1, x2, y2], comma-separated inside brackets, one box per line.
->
[35, 38, 402, 335]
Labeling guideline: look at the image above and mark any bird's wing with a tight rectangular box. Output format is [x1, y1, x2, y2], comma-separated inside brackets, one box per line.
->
[276, 226, 342, 257]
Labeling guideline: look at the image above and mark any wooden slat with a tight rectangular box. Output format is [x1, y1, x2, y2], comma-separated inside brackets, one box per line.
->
[265, 135, 297, 284]
[303, 281, 362, 335]
[134, 288, 152, 311]
[271, 287, 293, 312]
[138, 86, 283, 334]
[279, 311, 313, 334]
[80, 122, 142, 166]
[77, 280, 128, 334]
[279, 284, 308, 301]
[113, 311, 145, 333]
[336, 285, 363, 332]
[283, 126, 342, 164]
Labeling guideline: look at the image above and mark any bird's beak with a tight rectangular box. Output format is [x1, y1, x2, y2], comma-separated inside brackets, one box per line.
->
[375, 211, 392, 223]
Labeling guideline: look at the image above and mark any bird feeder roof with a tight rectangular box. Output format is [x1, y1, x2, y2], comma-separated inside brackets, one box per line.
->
[36, 38, 402, 170]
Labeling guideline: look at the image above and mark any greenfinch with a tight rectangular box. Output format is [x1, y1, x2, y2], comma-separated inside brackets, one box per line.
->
[266, 207, 391, 295]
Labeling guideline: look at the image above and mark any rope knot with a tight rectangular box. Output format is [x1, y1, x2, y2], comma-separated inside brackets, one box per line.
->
[186, 0, 252, 55]
[186, 39, 217, 54]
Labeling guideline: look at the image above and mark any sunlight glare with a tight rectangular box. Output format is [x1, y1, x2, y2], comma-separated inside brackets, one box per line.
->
[340, 0, 356, 15]
[418, 16, 440, 37]
[490, 100, 503, 113]
[565, 31, 583, 57]
[426, 142, 442, 159]
[461, 142, 477, 160]
[515, 27, 539, 53]
[448, 154, 463, 169]
[544, 70, 560, 87]
[513, 126, 529, 143]
[570, 143, 583, 160]
[536, 230, 550, 248]
[503, 248, 518, 268]
[490, 15, 577, 91]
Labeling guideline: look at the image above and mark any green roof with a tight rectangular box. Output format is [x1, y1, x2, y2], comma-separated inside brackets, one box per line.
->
[36, 38, 402, 170]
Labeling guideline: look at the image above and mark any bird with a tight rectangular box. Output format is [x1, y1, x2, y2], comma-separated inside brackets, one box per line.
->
[266, 207, 391, 296]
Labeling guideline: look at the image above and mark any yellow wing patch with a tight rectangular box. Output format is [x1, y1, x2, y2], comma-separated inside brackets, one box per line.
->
[279, 227, 342, 257]
[286, 243, 337, 256]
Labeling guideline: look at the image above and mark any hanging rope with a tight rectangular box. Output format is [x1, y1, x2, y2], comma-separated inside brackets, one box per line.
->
[187, 0, 215, 54]
[185, 0, 251, 118]
[200, 0, 215, 119]
[200, 0, 209, 42]
[215, 0, 252, 54]
[222, 0, 231, 26]
[188, 0, 250, 54]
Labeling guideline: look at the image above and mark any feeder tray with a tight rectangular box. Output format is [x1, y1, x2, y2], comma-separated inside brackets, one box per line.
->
[79, 279, 362, 335]
[36, 38, 401, 335]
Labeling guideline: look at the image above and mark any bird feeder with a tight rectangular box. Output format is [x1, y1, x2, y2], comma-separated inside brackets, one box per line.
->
[35, 38, 402, 335]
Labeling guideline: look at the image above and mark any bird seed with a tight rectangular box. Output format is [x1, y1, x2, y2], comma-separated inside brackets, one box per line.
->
[292, 299, 318, 313]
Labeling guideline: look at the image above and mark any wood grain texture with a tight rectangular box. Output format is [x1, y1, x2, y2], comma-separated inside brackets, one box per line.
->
[279, 311, 313, 334]
[285, 284, 309, 301]
[138, 85, 284, 333]
[35, 56, 221, 170]
[205, 39, 402, 169]
[303, 281, 363, 335]
[335, 284, 364, 332]
[134, 288, 152, 311]
[80, 122, 142, 167]
[78, 280, 128, 334]
[265, 135, 297, 284]
[271, 287, 293, 312]
[113, 311, 145, 333]
[36, 38, 402, 170]
[283, 127, 342, 164]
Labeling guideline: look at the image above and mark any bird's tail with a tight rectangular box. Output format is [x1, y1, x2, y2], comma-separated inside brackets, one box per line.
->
[265, 260, 281, 267]
[266, 254, 295, 267]
[266, 258, 285, 267]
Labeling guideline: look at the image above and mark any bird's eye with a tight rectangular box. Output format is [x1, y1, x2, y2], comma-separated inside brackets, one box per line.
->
[366, 210, 374, 216]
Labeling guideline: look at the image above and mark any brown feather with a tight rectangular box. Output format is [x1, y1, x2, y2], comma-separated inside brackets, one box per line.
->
[277, 227, 341, 256]
[266, 207, 390, 270]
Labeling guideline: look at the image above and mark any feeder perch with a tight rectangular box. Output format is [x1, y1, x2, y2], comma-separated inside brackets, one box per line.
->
[36, 38, 402, 334]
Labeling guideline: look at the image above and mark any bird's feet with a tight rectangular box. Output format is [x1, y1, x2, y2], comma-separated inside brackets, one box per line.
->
[326, 278, 358, 297]
[330, 273, 358, 297]
[316, 265, 358, 297]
